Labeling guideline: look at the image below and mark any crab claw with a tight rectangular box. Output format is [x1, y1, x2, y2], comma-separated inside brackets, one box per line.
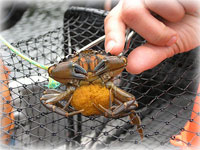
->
[48, 61, 87, 84]
[94, 56, 127, 76]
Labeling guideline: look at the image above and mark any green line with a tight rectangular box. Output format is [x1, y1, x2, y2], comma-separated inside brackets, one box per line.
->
[0, 35, 49, 70]
[0, 35, 61, 89]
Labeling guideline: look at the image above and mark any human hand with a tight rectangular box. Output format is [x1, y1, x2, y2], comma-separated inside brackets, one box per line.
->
[104, 0, 200, 74]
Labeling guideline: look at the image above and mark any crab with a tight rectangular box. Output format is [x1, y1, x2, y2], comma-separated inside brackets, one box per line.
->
[40, 49, 143, 138]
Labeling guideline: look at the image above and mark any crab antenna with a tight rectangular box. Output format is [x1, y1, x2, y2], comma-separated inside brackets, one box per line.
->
[0, 34, 49, 70]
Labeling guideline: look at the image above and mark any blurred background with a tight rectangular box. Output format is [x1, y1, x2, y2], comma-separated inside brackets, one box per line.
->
[0, 0, 119, 42]
[0, 1, 199, 150]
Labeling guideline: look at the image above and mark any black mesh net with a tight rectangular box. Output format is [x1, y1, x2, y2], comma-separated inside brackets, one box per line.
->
[0, 7, 200, 150]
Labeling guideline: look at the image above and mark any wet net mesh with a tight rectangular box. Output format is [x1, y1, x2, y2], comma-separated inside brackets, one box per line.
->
[0, 7, 200, 150]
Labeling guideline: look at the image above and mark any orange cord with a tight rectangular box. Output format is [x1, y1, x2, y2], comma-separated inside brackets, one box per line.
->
[0, 59, 14, 144]
[170, 84, 200, 150]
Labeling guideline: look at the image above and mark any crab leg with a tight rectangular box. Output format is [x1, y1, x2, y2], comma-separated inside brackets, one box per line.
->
[99, 100, 136, 116]
[44, 103, 84, 117]
[98, 81, 143, 138]
[129, 111, 143, 139]
[92, 92, 137, 118]
[40, 86, 76, 104]
[92, 103, 133, 118]
[106, 82, 137, 104]
[109, 89, 114, 108]
[41, 87, 83, 117]
[95, 99, 136, 117]
[43, 89, 62, 94]
[105, 81, 138, 114]
[62, 96, 73, 111]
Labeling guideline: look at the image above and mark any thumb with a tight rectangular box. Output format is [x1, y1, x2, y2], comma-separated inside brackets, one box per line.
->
[126, 14, 200, 74]
[126, 41, 195, 74]
[126, 44, 171, 74]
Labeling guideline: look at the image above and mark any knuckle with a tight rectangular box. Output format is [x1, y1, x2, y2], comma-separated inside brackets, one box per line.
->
[151, 24, 171, 45]
[168, 42, 182, 57]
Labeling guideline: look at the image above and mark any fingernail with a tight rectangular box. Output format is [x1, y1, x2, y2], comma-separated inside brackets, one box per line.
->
[166, 35, 177, 46]
[106, 40, 116, 52]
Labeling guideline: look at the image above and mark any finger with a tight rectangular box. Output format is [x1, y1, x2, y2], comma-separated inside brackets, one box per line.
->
[145, 0, 185, 22]
[121, 0, 178, 46]
[126, 43, 174, 74]
[104, 1, 126, 55]
[177, 0, 200, 15]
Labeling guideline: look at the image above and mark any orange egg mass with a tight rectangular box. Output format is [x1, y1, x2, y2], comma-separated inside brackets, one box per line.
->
[71, 84, 113, 116]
